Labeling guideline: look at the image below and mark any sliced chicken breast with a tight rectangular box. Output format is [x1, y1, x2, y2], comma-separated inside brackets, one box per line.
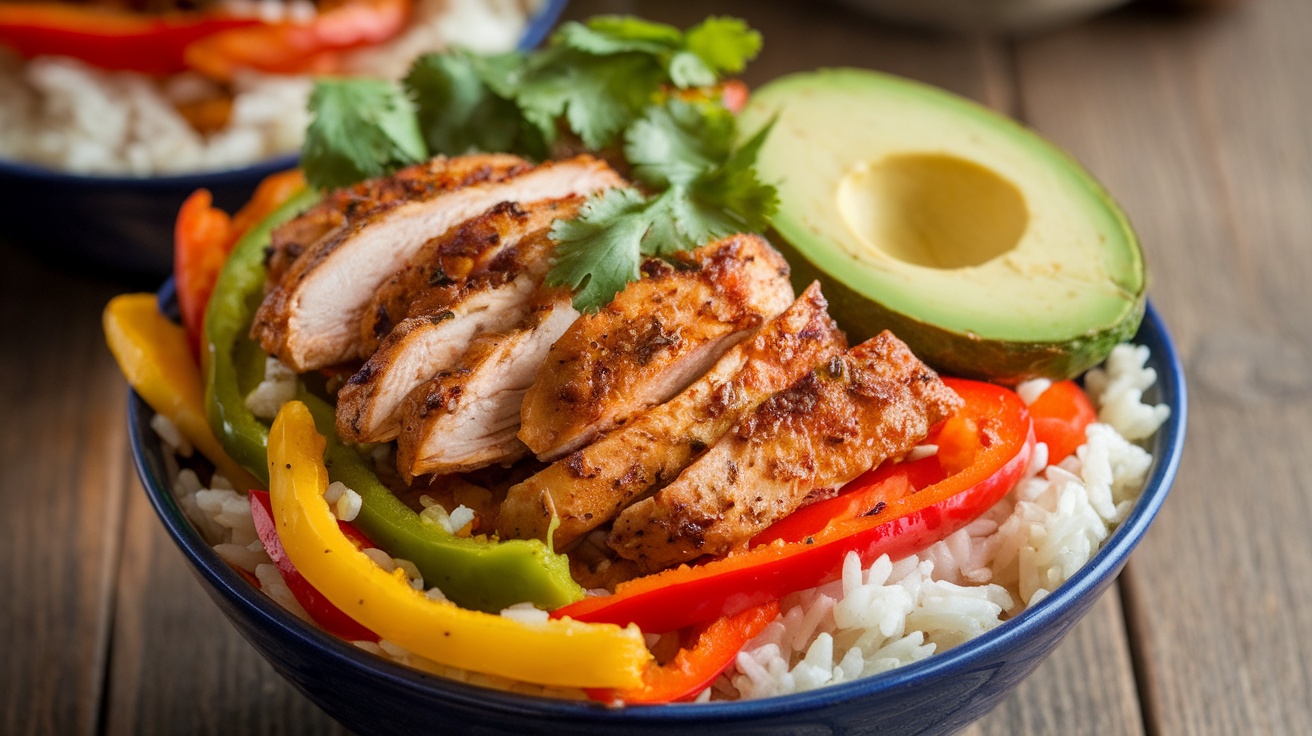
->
[608, 330, 964, 572]
[396, 293, 580, 480]
[334, 229, 558, 443]
[518, 233, 795, 461]
[360, 196, 584, 355]
[252, 153, 623, 371]
[498, 282, 846, 549]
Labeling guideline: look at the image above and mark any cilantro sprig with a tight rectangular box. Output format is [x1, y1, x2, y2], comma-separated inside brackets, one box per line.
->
[301, 15, 777, 311]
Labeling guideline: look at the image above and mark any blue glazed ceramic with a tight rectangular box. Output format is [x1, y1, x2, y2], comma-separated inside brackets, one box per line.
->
[0, 0, 570, 278]
[128, 286, 1185, 736]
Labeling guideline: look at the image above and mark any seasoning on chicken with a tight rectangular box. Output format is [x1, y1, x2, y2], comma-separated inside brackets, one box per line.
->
[335, 226, 559, 443]
[498, 282, 846, 549]
[396, 292, 580, 480]
[518, 233, 795, 461]
[357, 196, 583, 356]
[608, 330, 964, 572]
[251, 153, 623, 372]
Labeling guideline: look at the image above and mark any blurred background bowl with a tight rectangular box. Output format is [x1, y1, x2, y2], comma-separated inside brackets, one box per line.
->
[0, 0, 570, 280]
[128, 284, 1185, 735]
[829, 0, 1135, 34]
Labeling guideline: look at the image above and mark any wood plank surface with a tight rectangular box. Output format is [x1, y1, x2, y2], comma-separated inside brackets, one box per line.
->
[2, 0, 1307, 733]
[1013, 0, 1312, 733]
[0, 242, 131, 736]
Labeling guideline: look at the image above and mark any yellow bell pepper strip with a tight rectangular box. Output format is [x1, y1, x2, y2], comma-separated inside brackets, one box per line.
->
[0, 4, 259, 76]
[103, 293, 261, 492]
[585, 599, 780, 705]
[249, 489, 380, 642]
[185, 0, 411, 82]
[203, 187, 586, 612]
[267, 399, 651, 689]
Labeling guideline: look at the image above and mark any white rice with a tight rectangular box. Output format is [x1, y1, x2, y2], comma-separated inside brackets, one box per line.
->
[722, 343, 1168, 700]
[0, 0, 536, 175]
[151, 342, 1168, 701]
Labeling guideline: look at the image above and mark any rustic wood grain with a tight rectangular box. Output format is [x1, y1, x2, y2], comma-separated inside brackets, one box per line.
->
[1014, 0, 1312, 732]
[0, 241, 131, 736]
[103, 475, 348, 736]
[9, 0, 1306, 732]
[962, 590, 1146, 736]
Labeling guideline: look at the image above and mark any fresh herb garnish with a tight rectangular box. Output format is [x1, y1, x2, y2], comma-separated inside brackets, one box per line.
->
[301, 78, 427, 191]
[300, 15, 776, 311]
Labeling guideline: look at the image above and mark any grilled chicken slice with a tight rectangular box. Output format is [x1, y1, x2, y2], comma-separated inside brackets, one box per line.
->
[498, 282, 846, 549]
[518, 233, 795, 461]
[396, 293, 580, 480]
[359, 196, 584, 355]
[264, 201, 344, 287]
[608, 330, 964, 572]
[334, 229, 558, 443]
[252, 153, 623, 371]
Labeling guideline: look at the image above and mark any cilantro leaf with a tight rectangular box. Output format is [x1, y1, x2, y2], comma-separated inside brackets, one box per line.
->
[553, 16, 682, 56]
[514, 49, 665, 150]
[624, 99, 735, 189]
[302, 78, 427, 191]
[403, 52, 528, 156]
[684, 17, 763, 76]
[694, 116, 780, 233]
[546, 188, 650, 312]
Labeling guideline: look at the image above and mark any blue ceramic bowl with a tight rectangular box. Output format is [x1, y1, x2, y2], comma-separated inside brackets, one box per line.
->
[128, 286, 1185, 735]
[0, 0, 569, 279]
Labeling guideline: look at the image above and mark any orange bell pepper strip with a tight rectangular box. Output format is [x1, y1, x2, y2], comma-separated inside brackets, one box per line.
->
[553, 379, 1034, 635]
[103, 293, 261, 492]
[174, 169, 305, 363]
[585, 600, 780, 705]
[184, 0, 411, 82]
[0, 3, 258, 75]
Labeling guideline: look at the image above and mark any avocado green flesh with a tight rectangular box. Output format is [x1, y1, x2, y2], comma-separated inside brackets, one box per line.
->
[740, 68, 1146, 382]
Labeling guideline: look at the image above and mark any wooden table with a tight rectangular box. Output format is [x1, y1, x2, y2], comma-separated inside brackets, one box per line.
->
[3, 0, 1308, 732]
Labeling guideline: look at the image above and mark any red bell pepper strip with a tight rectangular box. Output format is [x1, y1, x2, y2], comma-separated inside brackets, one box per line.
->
[184, 0, 411, 82]
[553, 379, 1034, 635]
[586, 599, 780, 705]
[0, 4, 258, 75]
[174, 169, 305, 362]
[1029, 380, 1097, 463]
[249, 489, 379, 642]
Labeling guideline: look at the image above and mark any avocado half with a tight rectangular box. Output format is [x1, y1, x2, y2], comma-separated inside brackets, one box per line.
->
[740, 68, 1146, 383]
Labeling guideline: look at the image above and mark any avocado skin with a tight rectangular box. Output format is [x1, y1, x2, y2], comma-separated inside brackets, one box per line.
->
[776, 234, 1146, 384]
[746, 68, 1148, 384]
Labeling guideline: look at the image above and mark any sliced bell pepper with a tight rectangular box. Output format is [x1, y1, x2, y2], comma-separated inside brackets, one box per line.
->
[553, 378, 1034, 634]
[203, 186, 586, 613]
[249, 489, 379, 642]
[1029, 380, 1097, 463]
[586, 599, 779, 705]
[175, 170, 304, 363]
[174, 190, 233, 363]
[0, 4, 258, 75]
[184, 0, 411, 82]
[103, 292, 261, 492]
[267, 399, 650, 689]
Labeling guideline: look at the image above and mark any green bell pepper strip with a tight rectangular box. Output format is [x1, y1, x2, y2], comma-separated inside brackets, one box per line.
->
[202, 188, 585, 612]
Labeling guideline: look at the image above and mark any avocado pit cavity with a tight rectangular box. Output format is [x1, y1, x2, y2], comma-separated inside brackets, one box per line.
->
[837, 153, 1028, 269]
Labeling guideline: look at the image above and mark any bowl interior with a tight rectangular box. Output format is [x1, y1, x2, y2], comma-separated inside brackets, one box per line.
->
[127, 286, 1185, 733]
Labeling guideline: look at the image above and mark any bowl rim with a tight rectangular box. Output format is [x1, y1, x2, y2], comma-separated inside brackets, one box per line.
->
[0, 0, 571, 185]
[128, 287, 1184, 721]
